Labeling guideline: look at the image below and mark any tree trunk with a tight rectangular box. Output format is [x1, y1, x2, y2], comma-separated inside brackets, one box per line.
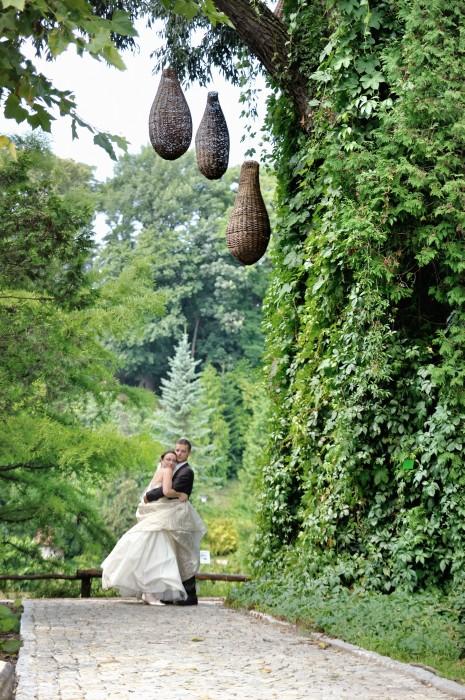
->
[191, 316, 200, 357]
[138, 374, 155, 391]
[214, 0, 310, 123]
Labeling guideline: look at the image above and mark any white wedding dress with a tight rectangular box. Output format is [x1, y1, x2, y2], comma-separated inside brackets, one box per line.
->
[101, 498, 207, 602]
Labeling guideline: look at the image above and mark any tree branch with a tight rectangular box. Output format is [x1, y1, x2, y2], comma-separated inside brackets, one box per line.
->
[1, 539, 38, 557]
[214, 0, 310, 122]
[0, 510, 39, 523]
[0, 295, 54, 302]
[0, 463, 52, 473]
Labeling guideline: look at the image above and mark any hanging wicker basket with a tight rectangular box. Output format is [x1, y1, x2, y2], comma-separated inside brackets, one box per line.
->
[226, 161, 271, 265]
[195, 91, 230, 179]
[148, 67, 192, 160]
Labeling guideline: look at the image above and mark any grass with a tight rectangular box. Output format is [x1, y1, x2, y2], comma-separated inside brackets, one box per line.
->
[0, 601, 22, 666]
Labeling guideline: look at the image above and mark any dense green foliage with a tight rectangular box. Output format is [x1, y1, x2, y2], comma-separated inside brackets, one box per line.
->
[127, 0, 465, 594]
[0, 138, 159, 572]
[255, 0, 465, 592]
[0, 138, 96, 305]
[98, 149, 271, 388]
[198, 364, 231, 482]
[94, 147, 273, 486]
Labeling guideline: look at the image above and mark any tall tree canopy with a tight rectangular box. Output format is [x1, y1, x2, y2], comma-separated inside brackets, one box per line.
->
[0, 137, 160, 568]
[98, 149, 271, 388]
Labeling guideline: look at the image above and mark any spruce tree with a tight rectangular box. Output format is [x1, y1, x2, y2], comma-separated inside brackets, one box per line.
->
[153, 334, 210, 463]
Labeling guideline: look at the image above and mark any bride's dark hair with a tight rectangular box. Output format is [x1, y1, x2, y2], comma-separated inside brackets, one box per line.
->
[160, 450, 177, 460]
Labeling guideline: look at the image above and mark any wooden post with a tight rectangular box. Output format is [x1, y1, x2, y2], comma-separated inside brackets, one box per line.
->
[80, 576, 92, 598]
[76, 569, 102, 598]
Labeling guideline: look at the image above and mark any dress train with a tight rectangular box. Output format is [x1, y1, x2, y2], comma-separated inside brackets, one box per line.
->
[101, 499, 206, 602]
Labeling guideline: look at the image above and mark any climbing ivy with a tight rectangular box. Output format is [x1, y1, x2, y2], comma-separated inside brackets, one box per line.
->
[254, 0, 465, 592]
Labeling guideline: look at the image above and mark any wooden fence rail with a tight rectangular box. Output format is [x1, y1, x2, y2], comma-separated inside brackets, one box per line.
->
[0, 570, 250, 598]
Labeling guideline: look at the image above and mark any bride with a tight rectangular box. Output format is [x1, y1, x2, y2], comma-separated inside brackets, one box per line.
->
[101, 450, 206, 603]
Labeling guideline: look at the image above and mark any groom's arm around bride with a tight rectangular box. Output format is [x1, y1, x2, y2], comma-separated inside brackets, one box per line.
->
[145, 439, 194, 504]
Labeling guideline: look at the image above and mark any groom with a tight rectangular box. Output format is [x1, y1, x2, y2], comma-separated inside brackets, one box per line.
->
[144, 437, 198, 606]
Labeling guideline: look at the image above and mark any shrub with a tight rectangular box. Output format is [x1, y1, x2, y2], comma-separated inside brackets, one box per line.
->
[206, 518, 238, 555]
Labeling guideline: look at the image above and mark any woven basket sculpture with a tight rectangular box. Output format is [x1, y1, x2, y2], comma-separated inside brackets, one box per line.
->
[195, 92, 230, 179]
[226, 161, 271, 265]
[148, 67, 192, 160]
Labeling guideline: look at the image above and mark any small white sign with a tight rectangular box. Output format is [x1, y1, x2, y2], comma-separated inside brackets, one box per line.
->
[199, 550, 211, 564]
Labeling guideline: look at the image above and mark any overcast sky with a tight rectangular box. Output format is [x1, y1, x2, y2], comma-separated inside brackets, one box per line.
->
[0, 21, 268, 182]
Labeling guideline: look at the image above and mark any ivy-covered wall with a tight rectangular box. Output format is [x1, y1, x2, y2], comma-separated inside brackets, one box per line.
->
[256, 0, 465, 591]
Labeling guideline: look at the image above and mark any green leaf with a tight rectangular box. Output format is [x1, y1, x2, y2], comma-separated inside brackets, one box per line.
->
[355, 57, 379, 74]
[311, 70, 331, 83]
[200, 0, 233, 27]
[366, 8, 383, 29]
[0, 7, 17, 29]
[88, 28, 110, 54]
[333, 53, 352, 71]
[173, 0, 198, 20]
[109, 10, 138, 37]
[93, 132, 117, 160]
[102, 44, 126, 70]
[109, 134, 128, 151]
[48, 28, 71, 57]
[4, 94, 29, 123]
[1, 639, 21, 653]
[64, 0, 91, 12]
[374, 468, 388, 485]
[402, 458, 415, 471]
[283, 250, 303, 268]
[360, 71, 384, 91]
[28, 105, 54, 132]
[160, 0, 198, 19]
[312, 277, 325, 293]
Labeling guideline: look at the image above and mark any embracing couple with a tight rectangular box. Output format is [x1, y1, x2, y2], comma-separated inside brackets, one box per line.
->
[101, 438, 206, 606]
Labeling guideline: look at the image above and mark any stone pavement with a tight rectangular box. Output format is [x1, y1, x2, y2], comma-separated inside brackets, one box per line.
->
[14, 598, 463, 700]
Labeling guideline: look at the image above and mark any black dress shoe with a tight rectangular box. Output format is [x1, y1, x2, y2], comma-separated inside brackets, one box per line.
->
[174, 596, 198, 606]
[179, 576, 198, 605]
[159, 599, 174, 605]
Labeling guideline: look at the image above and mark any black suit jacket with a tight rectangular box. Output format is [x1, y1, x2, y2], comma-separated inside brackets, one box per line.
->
[145, 462, 194, 502]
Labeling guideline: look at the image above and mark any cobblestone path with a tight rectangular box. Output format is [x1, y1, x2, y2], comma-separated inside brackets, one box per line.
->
[15, 598, 457, 700]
